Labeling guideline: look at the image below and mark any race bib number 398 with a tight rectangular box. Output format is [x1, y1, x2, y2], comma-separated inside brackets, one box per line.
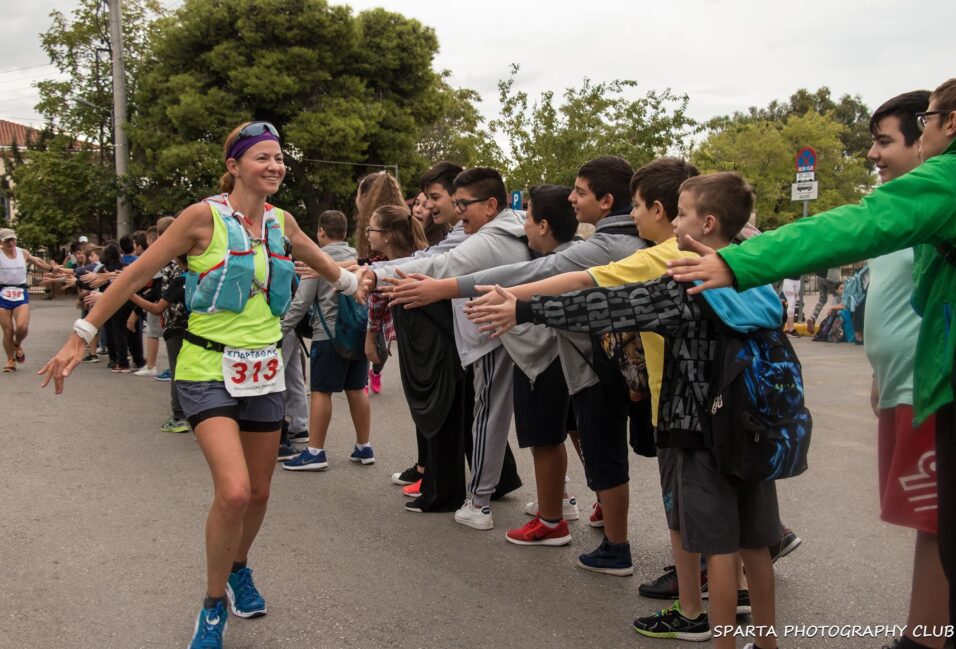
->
[1, 287, 25, 302]
[222, 344, 285, 397]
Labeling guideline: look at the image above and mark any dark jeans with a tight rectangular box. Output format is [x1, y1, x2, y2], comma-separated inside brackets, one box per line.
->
[164, 330, 184, 419]
[108, 302, 145, 369]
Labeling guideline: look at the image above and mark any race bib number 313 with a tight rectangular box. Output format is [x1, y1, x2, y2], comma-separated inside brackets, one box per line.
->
[222, 344, 285, 397]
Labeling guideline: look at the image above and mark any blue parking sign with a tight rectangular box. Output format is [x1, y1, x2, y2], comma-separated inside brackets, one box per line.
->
[511, 190, 522, 211]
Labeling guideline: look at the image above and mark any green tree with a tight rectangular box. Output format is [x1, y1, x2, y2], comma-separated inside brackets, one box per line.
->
[34, 0, 162, 156]
[131, 0, 448, 230]
[9, 136, 117, 248]
[708, 87, 872, 165]
[416, 79, 503, 172]
[693, 111, 873, 230]
[489, 65, 697, 190]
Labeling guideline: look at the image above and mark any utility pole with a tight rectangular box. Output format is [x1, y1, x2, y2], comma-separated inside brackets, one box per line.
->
[107, 0, 130, 238]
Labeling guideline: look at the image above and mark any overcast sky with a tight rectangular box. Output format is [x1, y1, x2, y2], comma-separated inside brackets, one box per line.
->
[2, 0, 954, 130]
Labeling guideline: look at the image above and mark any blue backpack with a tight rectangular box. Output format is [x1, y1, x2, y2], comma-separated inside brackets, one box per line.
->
[705, 327, 812, 482]
[316, 293, 369, 361]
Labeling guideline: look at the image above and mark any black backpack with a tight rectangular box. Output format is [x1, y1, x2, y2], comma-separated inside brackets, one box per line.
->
[703, 326, 813, 482]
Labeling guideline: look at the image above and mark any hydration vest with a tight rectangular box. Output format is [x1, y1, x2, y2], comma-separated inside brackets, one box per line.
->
[184, 195, 295, 317]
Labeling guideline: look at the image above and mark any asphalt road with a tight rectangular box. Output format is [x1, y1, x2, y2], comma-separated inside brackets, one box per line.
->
[1, 300, 919, 649]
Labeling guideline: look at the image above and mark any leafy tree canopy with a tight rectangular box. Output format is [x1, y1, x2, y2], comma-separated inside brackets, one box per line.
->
[9, 136, 117, 249]
[489, 65, 697, 191]
[693, 110, 873, 230]
[131, 0, 447, 230]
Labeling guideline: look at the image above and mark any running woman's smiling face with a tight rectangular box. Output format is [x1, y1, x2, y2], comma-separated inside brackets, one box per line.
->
[231, 141, 286, 195]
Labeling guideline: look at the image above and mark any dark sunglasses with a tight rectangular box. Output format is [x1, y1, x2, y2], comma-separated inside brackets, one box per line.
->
[237, 121, 280, 139]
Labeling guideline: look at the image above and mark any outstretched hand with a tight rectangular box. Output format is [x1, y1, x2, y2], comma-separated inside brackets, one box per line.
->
[383, 269, 440, 309]
[666, 234, 734, 295]
[351, 266, 370, 305]
[38, 334, 87, 394]
[463, 285, 518, 338]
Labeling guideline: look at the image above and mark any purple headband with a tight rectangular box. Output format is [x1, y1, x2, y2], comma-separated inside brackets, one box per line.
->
[227, 131, 280, 161]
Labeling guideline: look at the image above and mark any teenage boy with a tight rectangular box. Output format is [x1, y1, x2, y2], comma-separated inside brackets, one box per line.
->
[668, 77, 956, 626]
[485, 172, 781, 648]
[387, 156, 647, 571]
[282, 210, 373, 471]
[866, 89, 949, 649]
[371, 167, 531, 529]
[500, 184, 581, 545]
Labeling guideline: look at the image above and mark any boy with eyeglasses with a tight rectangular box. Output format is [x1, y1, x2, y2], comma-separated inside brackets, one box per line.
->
[368, 167, 530, 529]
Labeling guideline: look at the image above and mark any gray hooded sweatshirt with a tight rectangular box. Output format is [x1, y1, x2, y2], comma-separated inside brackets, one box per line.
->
[454, 212, 648, 393]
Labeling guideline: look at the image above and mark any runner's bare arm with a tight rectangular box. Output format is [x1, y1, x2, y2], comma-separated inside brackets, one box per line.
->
[284, 213, 367, 303]
[23, 250, 57, 272]
[39, 204, 207, 393]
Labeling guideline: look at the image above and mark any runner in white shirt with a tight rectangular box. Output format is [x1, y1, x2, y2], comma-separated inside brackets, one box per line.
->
[0, 228, 58, 372]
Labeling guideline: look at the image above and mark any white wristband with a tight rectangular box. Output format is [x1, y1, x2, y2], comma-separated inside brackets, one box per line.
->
[73, 319, 98, 344]
[332, 268, 359, 296]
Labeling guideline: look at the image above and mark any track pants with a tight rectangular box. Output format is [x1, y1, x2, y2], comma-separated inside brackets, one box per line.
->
[467, 346, 516, 507]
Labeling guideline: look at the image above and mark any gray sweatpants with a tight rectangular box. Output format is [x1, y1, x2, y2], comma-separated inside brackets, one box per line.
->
[281, 329, 309, 432]
[467, 345, 515, 507]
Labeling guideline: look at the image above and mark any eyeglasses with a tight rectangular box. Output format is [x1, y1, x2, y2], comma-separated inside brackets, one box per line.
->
[452, 197, 488, 212]
[365, 226, 386, 233]
[916, 110, 953, 132]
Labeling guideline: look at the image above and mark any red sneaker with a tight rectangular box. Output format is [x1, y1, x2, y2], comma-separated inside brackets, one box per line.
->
[369, 368, 382, 394]
[402, 479, 422, 498]
[506, 515, 571, 546]
[588, 502, 605, 528]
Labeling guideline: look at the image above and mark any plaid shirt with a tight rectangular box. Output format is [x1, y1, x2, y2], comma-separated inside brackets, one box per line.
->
[367, 291, 396, 341]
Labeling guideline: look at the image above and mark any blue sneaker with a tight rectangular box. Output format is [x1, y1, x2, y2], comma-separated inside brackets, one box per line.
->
[188, 600, 228, 649]
[350, 445, 375, 465]
[282, 449, 328, 471]
[576, 536, 634, 576]
[226, 567, 267, 618]
[155, 368, 171, 382]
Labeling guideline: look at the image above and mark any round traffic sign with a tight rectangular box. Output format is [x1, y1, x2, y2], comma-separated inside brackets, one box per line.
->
[796, 147, 817, 172]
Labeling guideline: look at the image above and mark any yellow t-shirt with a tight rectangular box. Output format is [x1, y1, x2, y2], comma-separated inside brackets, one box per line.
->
[587, 237, 696, 425]
[176, 205, 285, 382]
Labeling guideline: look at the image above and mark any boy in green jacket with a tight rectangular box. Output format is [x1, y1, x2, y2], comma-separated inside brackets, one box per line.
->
[668, 77, 956, 626]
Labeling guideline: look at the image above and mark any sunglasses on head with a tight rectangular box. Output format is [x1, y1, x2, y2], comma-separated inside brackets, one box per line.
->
[237, 122, 280, 140]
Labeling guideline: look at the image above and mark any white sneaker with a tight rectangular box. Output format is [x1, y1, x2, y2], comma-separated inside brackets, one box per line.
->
[454, 499, 493, 530]
[134, 366, 157, 377]
[523, 497, 580, 521]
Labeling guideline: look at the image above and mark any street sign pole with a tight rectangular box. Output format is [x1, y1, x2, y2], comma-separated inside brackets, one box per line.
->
[792, 147, 818, 322]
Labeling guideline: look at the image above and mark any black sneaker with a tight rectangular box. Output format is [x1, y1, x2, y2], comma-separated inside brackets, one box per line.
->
[288, 429, 309, 444]
[391, 465, 423, 486]
[639, 565, 709, 600]
[736, 589, 751, 616]
[769, 527, 802, 563]
[633, 601, 711, 642]
[82, 354, 99, 363]
[276, 442, 297, 462]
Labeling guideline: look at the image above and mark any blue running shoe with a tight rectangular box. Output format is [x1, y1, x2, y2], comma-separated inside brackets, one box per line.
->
[282, 449, 328, 471]
[577, 536, 634, 576]
[155, 368, 172, 382]
[350, 445, 375, 465]
[188, 600, 228, 649]
[226, 567, 267, 618]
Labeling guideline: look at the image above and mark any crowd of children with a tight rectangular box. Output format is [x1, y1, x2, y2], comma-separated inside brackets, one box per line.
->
[29, 77, 956, 649]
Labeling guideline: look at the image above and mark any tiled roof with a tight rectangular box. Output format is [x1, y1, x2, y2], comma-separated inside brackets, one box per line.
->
[0, 119, 42, 149]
